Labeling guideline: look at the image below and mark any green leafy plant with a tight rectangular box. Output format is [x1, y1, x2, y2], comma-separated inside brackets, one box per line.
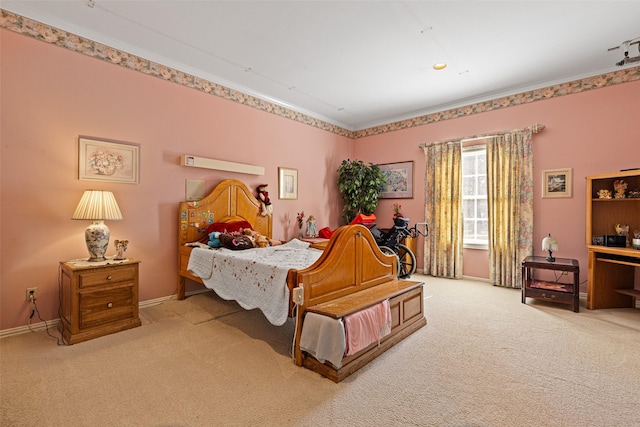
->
[337, 159, 386, 224]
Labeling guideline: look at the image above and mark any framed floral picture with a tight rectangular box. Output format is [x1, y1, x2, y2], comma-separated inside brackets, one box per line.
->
[542, 168, 572, 198]
[78, 136, 140, 184]
[278, 167, 298, 199]
[378, 161, 414, 199]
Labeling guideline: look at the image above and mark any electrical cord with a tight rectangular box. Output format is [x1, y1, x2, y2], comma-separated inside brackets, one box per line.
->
[28, 297, 64, 345]
[290, 303, 298, 360]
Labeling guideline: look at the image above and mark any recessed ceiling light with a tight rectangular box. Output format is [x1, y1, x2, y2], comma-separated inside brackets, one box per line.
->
[433, 63, 447, 70]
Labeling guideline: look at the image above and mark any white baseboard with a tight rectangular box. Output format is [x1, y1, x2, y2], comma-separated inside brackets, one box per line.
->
[0, 291, 210, 339]
[462, 275, 492, 283]
[0, 318, 61, 339]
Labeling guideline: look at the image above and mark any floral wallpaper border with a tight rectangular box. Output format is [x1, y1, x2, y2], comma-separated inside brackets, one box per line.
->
[2, 9, 639, 140]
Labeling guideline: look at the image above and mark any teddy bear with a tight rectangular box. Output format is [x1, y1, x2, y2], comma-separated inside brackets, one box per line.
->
[256, 235, 269, 248]
[219, 233, 254, 250]
[257, 184, 273, 217]
[207, 231, 222, 248]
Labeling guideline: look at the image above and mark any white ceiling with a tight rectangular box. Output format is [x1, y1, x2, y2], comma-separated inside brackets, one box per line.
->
[3, 1, 640, 131]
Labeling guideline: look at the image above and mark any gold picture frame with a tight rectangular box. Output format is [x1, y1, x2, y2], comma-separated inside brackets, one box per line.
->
[79, 136, 140, 184]
[278, 167, 298, 200]
[378, 161, 414, 199]
[542, 168, 572, 198]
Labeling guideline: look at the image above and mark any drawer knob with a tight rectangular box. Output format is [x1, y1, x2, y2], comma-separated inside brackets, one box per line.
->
[106, 275, 113, 280]
[107, 302, 113, 308]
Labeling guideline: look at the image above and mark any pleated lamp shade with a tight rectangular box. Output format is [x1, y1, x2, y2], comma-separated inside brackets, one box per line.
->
[72, 190, 123, 220]
[72, 190, 123, 262]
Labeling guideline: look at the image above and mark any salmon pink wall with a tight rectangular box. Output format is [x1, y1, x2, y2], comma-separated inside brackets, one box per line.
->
[355, 80, 640, 285]
[0, 29, 351, 331]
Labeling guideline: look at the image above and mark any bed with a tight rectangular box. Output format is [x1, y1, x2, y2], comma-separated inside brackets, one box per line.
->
[178, 179, 426, 381]
[178, 179, 305, 315]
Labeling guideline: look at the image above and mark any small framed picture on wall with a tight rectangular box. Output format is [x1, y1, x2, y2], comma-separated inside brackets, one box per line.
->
[78, 136, 140, 184]
[278, 167, 298, 199]
[542, 168, 572, 198]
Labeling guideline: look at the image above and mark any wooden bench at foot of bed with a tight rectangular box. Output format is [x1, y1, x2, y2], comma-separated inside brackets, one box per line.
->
[294, 225, 427, 382]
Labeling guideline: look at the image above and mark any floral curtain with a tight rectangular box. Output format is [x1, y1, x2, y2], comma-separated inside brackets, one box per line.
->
[423, 141, 463, 278]
[486, 129, 534, 288]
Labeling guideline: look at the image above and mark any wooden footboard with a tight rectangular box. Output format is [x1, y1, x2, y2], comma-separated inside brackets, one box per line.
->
[294, 224, 427, 382]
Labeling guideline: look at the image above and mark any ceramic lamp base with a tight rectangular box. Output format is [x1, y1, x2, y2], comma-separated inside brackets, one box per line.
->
[85, 220, 110, 262]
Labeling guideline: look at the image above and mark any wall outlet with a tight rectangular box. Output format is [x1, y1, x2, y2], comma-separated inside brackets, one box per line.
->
[26, 287, 38, 302]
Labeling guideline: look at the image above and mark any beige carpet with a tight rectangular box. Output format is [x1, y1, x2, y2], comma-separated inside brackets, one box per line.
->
[2, 275, 639, 427]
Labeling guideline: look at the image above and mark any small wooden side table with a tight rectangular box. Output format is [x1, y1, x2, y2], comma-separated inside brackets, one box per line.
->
[521, 256, 580, 312]
[59, 258, 141, 344]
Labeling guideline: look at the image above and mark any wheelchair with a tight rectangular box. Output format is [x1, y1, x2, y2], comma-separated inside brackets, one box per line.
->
[365, 216, 429, 279]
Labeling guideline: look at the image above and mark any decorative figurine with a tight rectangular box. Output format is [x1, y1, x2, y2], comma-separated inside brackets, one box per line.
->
[305, 215, 318, 238]
[256, 184, 273, 217]
[615, 224, 629, 236]
[296, 211, 305, 239]
[597, 189, 612, 199]
[114, 239, 129, 260]
[628, 189, 640, 198]
[613, 179, 628, 198]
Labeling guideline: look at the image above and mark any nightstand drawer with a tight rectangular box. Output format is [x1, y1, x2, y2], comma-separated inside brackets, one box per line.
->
[79, 284, 135, 328]
[78, 265, 136, 288]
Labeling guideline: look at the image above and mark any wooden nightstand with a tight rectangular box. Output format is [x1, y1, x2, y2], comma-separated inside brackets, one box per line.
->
[58, 259, 141, 344]
[521, 256, 579, 312]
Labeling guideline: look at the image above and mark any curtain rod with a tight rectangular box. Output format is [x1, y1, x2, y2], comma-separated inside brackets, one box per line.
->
[418, 123, 545, 149]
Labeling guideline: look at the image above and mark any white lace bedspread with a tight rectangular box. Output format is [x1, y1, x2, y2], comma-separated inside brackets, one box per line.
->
[187, 239, 322, 326]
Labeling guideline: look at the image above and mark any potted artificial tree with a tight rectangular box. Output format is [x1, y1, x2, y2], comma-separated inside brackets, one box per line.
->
[337, 159, 386, 224]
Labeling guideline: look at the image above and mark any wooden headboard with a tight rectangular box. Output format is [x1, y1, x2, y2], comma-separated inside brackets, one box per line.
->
[178, 179, 272, 246]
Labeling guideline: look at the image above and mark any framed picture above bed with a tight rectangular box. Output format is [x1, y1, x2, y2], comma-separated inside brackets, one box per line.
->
[78, 136, 140, 184]
[278, 167, 298, 199]
[378, 161, 414, 199]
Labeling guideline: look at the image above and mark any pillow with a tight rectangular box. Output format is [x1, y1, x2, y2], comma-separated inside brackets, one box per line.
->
[219, 233, 255, 250]
[206, 221, 253, 235]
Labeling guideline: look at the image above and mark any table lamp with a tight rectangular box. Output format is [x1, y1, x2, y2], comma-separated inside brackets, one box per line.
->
[542, 233, 558, 262]
[72, 190, 123, 262]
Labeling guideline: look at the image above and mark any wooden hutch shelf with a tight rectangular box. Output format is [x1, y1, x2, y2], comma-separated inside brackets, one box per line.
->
[585, 170, 640, 310]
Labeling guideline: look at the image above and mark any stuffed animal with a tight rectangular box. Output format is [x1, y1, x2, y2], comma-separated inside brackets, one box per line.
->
[257, 184, 273, 217]
[207, 231, 222, 248]
[256, 235, 269, 248]
[219, 233, 254, 250]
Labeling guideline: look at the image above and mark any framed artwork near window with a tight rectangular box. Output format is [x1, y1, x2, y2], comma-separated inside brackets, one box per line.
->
[278, 167, 298, 199]
[542, 168, 572, 198]
[378, 161, 414, 199]
[78, 136, 140, 184]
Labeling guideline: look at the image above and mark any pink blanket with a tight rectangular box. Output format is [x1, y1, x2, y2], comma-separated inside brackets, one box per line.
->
[344, 300, 391, 356]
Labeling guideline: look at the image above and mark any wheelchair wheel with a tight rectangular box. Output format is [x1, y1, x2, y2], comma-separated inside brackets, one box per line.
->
[396, 243, 417, 279]
[378, 246, 399, 273]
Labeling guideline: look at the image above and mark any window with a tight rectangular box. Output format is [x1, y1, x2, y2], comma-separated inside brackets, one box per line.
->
[462, 146, 488, 248]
